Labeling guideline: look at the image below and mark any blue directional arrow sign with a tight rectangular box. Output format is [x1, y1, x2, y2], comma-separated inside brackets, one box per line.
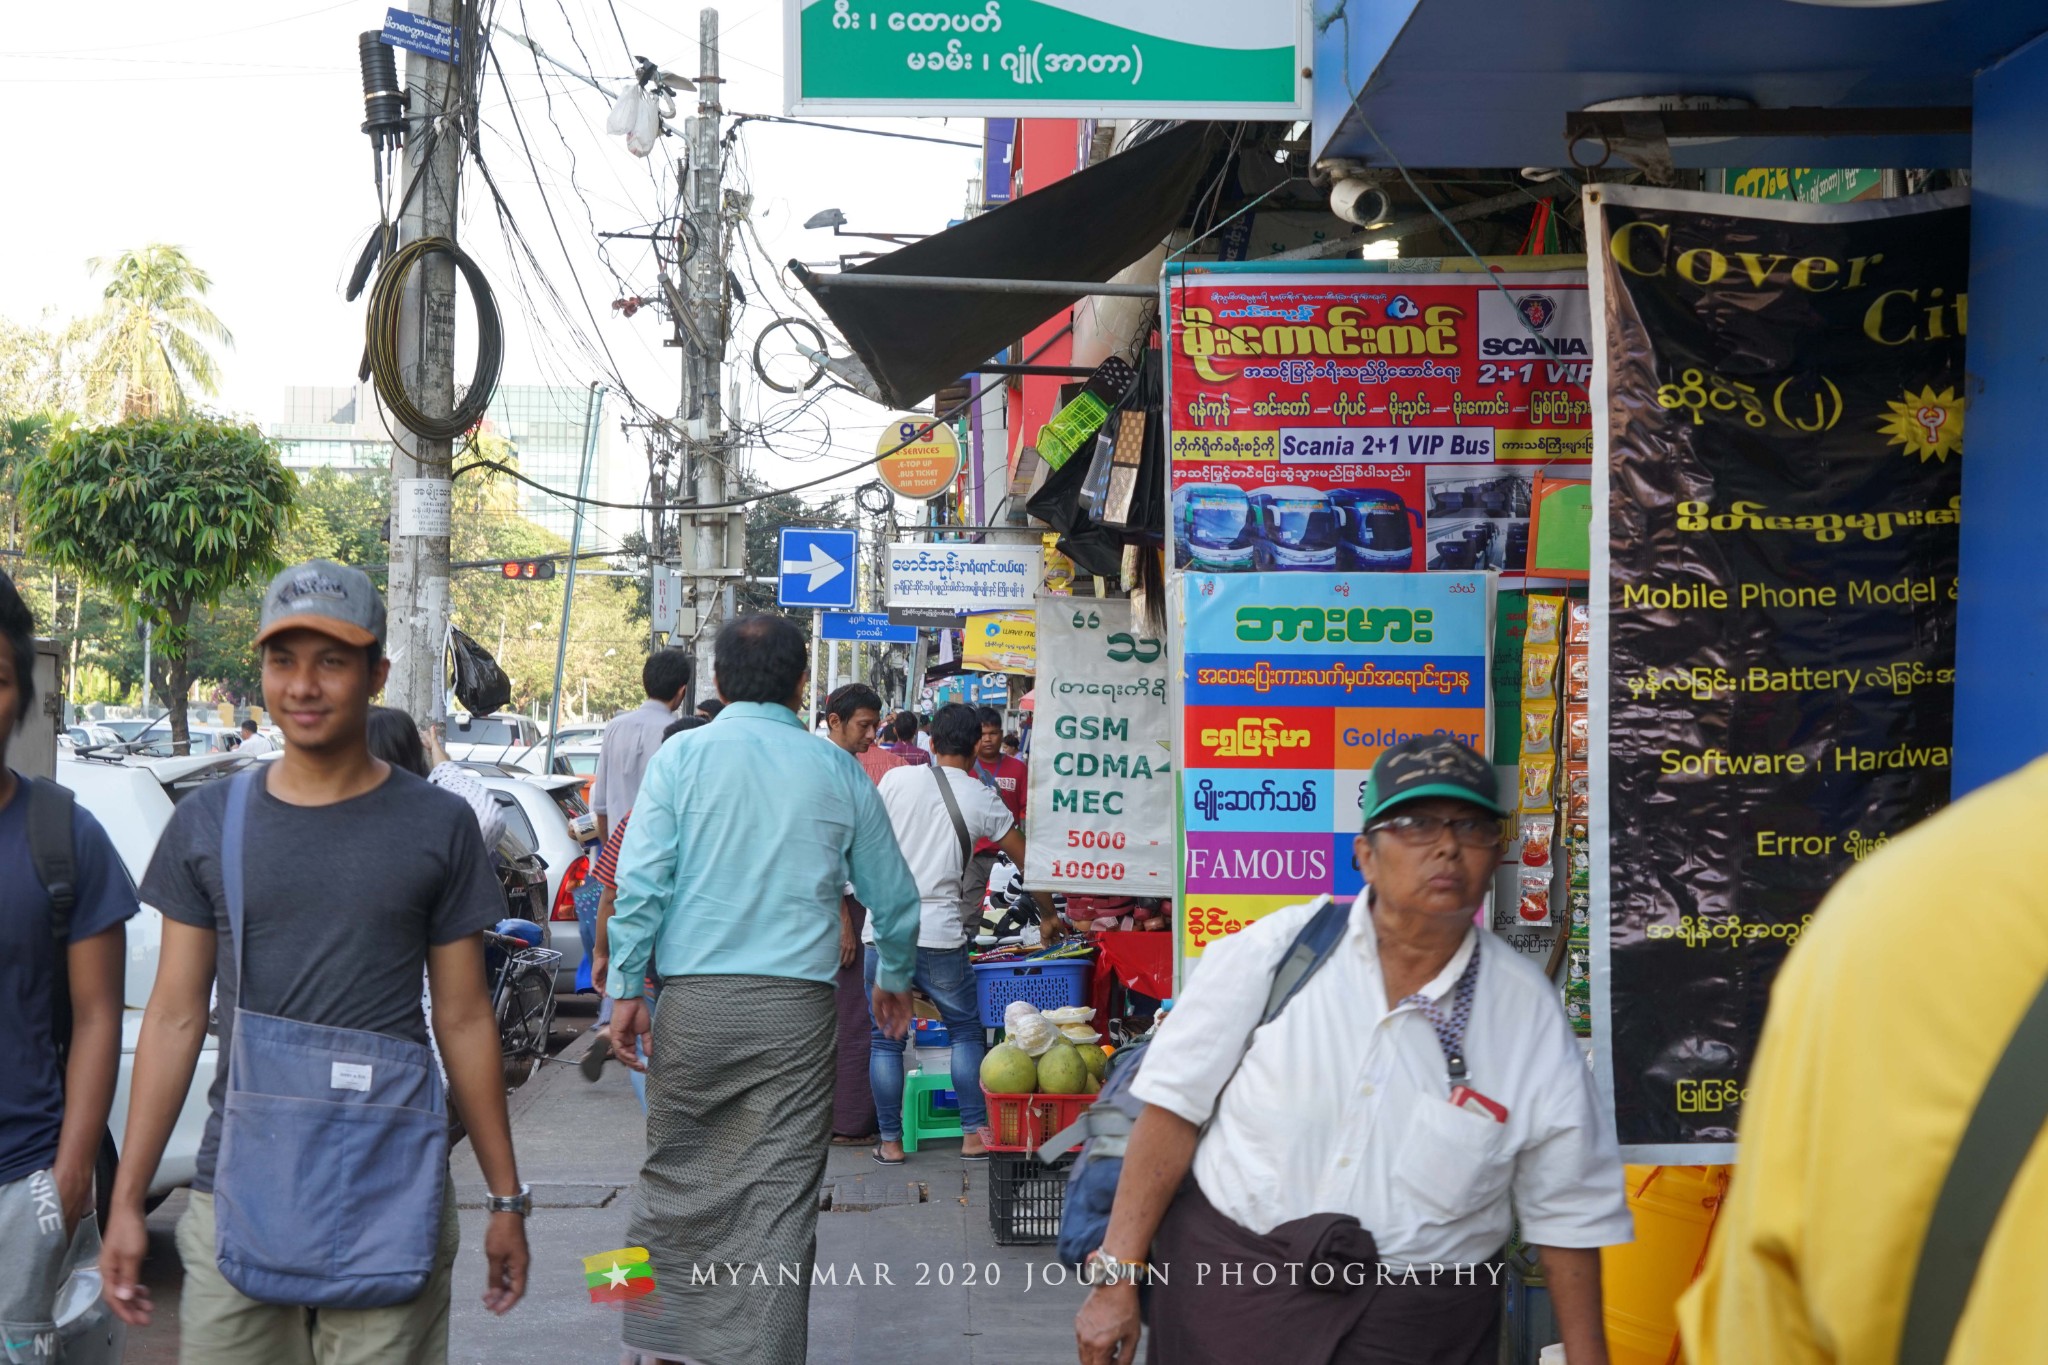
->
[777, 527, 859, 609]
[819, 612, 917, 644]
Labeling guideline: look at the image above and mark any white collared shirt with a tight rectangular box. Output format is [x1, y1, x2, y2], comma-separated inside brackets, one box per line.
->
[1130, 895, 1632, 1268]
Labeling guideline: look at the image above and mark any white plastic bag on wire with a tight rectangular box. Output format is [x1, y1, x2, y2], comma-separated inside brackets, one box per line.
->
[605, 85, 673, 158]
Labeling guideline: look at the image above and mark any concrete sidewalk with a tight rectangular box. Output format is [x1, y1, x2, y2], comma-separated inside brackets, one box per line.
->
[449, 1026, 1093, 1364]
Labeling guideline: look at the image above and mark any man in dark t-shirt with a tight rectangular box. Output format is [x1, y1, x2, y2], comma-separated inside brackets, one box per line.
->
[0, 570, 137, 1335]
[99, 560, 533, 1360]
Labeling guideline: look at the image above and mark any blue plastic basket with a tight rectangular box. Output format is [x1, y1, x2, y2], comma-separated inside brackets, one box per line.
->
[973, 959, 1093, 1028]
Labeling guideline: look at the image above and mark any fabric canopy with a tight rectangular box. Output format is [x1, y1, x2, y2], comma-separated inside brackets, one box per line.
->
[792, 121, 1224, 410]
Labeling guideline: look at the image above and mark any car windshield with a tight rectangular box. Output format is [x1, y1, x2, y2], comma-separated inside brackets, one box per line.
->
[452, 718, 521, 746]
[1187, 497, 1249, 547]
[1263, 501, 1335, 549]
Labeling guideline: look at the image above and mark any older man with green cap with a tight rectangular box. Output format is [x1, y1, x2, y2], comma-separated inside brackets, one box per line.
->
[1075, 733, 1632, 1365]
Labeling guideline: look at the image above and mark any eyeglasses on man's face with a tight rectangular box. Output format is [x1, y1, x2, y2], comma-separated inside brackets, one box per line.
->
[1365, 812, 1504, 850]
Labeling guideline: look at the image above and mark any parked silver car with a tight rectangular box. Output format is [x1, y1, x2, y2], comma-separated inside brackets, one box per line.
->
[467, 767, 598, 991]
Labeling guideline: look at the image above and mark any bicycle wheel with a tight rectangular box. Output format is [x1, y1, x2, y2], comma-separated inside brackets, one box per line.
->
[495, 968, 547, 1085]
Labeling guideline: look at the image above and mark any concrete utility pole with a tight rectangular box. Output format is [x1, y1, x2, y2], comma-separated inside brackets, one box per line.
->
[683, 7, 727, 695]
[386, 0, 461, 724]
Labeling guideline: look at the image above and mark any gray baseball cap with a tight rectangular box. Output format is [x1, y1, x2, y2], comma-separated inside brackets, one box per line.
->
[256, 559, 386, 650]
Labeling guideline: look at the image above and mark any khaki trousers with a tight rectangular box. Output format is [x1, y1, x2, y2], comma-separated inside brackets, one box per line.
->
[175, 1186, 460, 1365]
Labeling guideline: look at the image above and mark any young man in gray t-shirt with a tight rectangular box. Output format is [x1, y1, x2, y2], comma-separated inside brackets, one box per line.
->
[99, 560, 534, 1361]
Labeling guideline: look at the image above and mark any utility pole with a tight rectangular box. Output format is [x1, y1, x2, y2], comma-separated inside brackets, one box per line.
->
[683, 7, 726, 695]
[387, 0, 462, 724]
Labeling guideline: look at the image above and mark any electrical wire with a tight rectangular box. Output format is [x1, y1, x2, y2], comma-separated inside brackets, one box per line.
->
[364, 240, 505, 444]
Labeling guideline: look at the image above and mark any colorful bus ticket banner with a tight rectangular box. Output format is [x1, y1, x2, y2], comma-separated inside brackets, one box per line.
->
[1177, 571, 1490, 907]
[1183, 893, 1302, 963]
[1166, 265, 1591, 573]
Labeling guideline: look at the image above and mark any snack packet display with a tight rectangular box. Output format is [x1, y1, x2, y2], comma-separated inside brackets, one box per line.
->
[1568, 599, 1591, 645]
[1517, 867, 1553, 925]
[1523, 644, 1560, 701]
[1568, 890, 1591, 941]
[1519, 815, 1554, 867]
[1564, 949, 1591, 1036]
[1521, 701, 1557, 756]
[1564, 707, 1591, 763]
[1526, 594, 1565, 647]
[1567, 767, 1591, 823]
[1568, 841, 1591, 890]
[1519, 755, 1556, 813]
[1564, 651, 1591, 702]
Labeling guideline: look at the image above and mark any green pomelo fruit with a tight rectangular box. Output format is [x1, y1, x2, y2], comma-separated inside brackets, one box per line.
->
[1036, 1041, 1088, 1095]
[980, 1042, 1038, 1094]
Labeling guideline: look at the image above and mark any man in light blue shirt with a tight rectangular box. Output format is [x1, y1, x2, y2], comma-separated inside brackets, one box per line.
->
[604, 613, 919, 1365]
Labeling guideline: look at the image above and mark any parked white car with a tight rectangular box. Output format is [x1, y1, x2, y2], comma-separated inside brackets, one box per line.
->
[56, 755, 219, 1205]
[443, 713, 545, 765]
[467, 767, 598, 990]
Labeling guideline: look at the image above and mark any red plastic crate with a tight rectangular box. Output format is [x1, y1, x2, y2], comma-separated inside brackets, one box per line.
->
[982, 1090, 1095, 1153]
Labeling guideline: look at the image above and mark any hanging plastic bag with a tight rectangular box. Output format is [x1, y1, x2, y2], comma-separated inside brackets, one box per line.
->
[448, 628, 512, 718]
[605, 85, 673, 158]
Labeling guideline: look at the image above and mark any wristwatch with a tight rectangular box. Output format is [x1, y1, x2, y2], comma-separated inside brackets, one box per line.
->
[1082, 1249, 1149, 1288]
[485, 1183, 533, 1217]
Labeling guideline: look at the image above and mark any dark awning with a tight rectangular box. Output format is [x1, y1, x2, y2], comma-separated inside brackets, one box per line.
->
[792, 121, 1224, 410]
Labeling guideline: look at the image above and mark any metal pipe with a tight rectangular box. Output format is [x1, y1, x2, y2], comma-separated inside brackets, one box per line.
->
[799, 270, 1159, 298]
[544, 383, 605, 774]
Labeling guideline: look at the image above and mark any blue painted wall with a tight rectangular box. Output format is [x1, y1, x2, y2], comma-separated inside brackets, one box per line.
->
[1955, 29, 2048, 795]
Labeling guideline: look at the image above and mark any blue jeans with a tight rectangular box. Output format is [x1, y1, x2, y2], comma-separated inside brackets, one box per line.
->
[628, 983, 659, 1112]
[863, 944, 988, 1141]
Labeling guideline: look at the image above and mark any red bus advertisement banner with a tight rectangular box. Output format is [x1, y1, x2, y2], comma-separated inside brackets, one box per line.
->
[1166, 266, 1592, 577]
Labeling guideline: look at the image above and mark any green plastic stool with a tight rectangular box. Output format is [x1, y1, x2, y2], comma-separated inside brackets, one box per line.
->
[900, 1071, 964, 1153]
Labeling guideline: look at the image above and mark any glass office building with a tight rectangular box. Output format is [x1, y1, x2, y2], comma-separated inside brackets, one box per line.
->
[270, 382, 637, 546]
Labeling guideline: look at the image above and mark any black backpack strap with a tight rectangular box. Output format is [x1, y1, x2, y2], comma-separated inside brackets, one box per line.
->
[1898, 968, 2048, 1365]
[27, 777, 79, 1058]
[27, 777, 77, 926]
[928, 762, 976, 878]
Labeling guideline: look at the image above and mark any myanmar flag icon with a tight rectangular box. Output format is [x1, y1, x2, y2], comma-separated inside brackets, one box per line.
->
[584, 1247, 657, 1303]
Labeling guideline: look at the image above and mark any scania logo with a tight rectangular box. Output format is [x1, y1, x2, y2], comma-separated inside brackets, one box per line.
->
[1517, 294, 1557, 332]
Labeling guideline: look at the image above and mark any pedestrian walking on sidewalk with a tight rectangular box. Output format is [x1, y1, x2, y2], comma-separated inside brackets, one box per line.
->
[879, 710, 932, 767]
[605, 614, 920, 1365]
[592, 649, 693, 843]
[100, 560, 532, 1363]
[1075, 734, 1630, 1365]
[822, 683, 901, 1145]
[1679, 755, 2048, 1365]
[0, 571, 139, 1355]
[866, 703, 1031, 1165]
[587, 714, 705, 1110]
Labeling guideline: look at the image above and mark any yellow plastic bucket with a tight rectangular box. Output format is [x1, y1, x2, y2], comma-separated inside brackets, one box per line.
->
[1600, 1164, 1730, 1365]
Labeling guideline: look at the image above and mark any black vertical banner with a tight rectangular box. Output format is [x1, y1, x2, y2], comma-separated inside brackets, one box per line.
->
[1590, 187, 1967, 1155]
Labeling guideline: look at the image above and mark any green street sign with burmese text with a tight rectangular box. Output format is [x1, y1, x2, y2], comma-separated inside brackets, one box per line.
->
[785, 0, 1310, 118]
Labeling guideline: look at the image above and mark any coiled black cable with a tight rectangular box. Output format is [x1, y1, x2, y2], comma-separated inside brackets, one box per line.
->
[365, 235, 505, 442]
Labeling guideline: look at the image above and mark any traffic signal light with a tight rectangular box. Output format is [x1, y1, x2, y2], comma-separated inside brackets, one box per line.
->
[500, 559, 557, 581]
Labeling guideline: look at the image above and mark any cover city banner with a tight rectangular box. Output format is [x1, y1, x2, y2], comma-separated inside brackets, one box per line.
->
[1166, 264, 1593, 578]
[1178, 571, 1489, 962]
[1025, 596, 1173, 896]
[1588, 185, 1967, 1161]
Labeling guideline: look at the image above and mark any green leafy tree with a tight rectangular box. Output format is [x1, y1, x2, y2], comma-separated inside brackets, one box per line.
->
[20, 415, 295, 752]
[83, 245, 232, 420]
[0, 312, 90, 416]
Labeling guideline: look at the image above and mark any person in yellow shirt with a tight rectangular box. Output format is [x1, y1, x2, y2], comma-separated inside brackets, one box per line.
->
[1679, 757, 2048, 1364]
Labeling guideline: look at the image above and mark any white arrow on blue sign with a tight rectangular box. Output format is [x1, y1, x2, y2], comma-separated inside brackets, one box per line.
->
[777, 527, 860, 609]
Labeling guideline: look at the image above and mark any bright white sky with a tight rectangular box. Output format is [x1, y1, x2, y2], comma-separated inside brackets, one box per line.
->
[0, 0, 981, 507]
